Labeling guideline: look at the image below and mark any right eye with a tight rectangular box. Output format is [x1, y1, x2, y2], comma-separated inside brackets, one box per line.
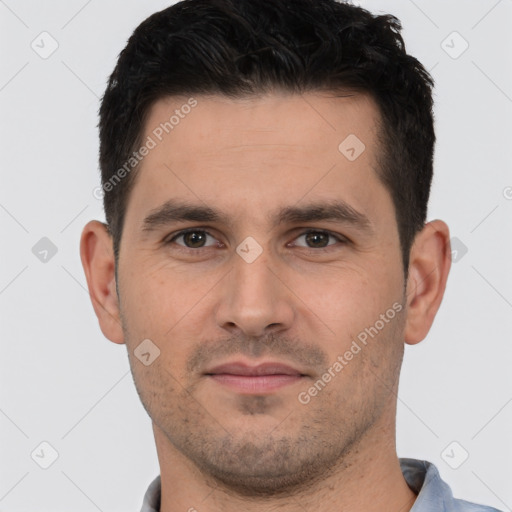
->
[165, 228, 223, 250]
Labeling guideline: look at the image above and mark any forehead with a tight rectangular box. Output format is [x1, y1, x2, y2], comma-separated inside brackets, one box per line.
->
[123, 91, 391, 232]
[143, 91, 380, 158]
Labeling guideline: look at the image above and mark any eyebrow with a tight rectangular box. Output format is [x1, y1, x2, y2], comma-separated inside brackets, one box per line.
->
[141, 198, 373, 234]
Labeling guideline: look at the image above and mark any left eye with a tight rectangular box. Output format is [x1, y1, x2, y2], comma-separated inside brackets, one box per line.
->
[292, 230, 344, 249]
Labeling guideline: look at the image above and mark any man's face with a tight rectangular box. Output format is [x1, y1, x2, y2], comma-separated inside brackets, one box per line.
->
[117, 92, 407, 493]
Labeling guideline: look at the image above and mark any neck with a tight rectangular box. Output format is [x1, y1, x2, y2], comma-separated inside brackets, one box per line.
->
[154, 414, 417, 512]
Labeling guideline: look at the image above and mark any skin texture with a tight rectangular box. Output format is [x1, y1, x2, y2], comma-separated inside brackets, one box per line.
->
[80, 91, 451, 512]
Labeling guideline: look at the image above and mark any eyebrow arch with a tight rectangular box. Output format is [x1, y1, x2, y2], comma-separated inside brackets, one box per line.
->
[141, 199, 232, 233]
[270, 200, 373, 233]
[141, 198, 373, 234]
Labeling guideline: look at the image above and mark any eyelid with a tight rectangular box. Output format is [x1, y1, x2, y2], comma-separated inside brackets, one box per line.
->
[166, 227, 221, 247]
[288, 228, 349, 248]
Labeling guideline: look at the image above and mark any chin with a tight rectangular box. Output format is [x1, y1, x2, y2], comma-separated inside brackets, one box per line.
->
[181, 432, 347, 498]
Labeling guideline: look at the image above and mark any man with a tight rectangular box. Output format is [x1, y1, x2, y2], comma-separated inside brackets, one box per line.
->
[79, 0, 501, 510]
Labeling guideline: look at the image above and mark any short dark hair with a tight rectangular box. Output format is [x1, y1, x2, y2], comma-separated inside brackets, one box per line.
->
[98, 0, 435, 273]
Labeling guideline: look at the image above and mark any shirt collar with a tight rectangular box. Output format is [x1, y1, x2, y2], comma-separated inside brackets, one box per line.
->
[400, 457, 450, 511]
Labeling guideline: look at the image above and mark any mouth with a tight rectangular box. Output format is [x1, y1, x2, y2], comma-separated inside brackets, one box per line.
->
[204, 361, 308, 394]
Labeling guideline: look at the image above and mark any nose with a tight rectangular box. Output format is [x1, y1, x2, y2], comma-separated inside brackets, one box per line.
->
[214, 249, 295, 338]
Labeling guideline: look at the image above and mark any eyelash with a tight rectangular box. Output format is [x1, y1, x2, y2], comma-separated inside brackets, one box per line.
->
[165, 227, 348, 253]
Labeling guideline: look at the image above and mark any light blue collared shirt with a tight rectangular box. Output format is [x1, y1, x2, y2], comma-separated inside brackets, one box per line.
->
[140, 458, 502, 511]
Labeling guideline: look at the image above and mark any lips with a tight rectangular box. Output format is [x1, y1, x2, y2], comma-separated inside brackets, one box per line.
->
[205, 362, 303, 377]
[204, 361, 306, 393]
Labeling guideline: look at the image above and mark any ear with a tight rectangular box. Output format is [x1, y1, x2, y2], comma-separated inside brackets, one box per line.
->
[404, 220, 451, 345]
[79, 220, 125, 344]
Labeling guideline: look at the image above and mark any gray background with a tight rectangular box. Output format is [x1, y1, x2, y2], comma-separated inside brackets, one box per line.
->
[1, 0, 511, 510]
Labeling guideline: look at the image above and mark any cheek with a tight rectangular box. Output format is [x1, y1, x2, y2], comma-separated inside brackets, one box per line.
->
[291, 265, 379, 329]
[120, 257, 197, 329]
[119, 258, 224, 373]
[293, 262, 403, 358]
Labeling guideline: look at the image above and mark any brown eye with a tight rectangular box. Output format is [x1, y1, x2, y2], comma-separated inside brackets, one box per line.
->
[182, 231, 207, 248]
[293, 230, 344, 249]
[304, 232, 330, 248]
[168, 230, 218, 249]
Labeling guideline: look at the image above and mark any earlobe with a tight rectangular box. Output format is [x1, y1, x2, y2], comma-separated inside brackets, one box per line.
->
[79, 220, 125, 345]
[403, 220, 451, 345]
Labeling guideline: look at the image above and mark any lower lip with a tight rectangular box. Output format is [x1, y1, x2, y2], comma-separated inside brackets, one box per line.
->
[208, 374, 303, 393]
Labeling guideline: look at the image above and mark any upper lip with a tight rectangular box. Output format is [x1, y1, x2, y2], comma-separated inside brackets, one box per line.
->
[205, 361, 304, 376]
